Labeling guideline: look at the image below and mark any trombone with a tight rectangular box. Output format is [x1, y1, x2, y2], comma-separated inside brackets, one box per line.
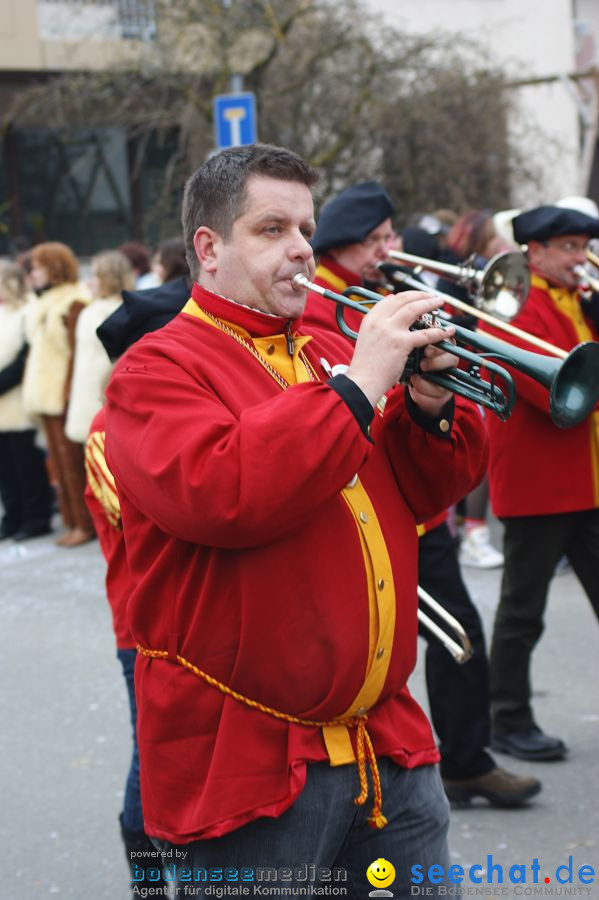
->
[293, 270, 599, 429]
[418, 587, 472, 663]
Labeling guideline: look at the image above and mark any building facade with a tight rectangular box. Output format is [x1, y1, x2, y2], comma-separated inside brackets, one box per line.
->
[367, 0, 599, 207]
[1, 0, 598, 254]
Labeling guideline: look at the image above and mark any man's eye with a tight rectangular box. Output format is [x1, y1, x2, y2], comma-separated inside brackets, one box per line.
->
[265, 225, 282, 234]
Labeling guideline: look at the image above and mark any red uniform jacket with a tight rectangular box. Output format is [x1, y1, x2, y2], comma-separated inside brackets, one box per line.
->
[482, 273, 599, 517]
[105, 283, 488, 843]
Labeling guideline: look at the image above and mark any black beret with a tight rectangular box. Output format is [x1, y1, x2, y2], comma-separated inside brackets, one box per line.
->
[513, 205, 599, 244]
[311, 182, 395, 254]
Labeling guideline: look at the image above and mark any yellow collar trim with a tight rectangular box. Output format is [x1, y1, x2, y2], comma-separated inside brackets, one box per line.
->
[315, 264, 349, 294]
[183, 298, 314, 386]
[530, 274, 593, 344]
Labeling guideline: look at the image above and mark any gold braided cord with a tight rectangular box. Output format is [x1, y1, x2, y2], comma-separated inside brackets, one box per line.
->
[136, 643, 387, 829]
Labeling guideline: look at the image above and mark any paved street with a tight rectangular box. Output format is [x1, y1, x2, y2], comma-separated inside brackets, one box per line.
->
[2, 522, 598, 900]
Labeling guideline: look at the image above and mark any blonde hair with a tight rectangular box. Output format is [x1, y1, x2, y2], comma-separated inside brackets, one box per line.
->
[91, 250, 135, 298]
[0, 261, 28, 307]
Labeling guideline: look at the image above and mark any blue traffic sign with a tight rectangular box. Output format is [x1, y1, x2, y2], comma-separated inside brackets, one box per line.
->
[213, 92, 258, 149]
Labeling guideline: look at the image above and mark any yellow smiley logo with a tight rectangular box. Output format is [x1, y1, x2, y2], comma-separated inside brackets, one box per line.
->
[366, 858, 396, 889]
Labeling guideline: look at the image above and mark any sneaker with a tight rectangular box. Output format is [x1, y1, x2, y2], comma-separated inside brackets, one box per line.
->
[554, 555, 571, 576]
[443, 767, 542, 807]
[459, 525, 504, 569]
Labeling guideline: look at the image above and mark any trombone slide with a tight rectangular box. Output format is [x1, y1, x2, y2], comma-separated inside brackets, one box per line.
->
[418, 586, 473, 664]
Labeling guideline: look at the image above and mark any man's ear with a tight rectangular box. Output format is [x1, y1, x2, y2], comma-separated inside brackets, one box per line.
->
[194, 227, 221, 274]
[526, 240, 543, 266]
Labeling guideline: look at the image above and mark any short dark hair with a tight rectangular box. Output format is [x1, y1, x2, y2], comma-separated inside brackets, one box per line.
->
[182, 143, 319, 278]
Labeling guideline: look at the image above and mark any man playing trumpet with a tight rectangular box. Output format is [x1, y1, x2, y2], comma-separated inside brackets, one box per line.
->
[104, 144, 488, 896]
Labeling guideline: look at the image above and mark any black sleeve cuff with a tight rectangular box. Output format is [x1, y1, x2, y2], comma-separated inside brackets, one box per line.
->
[405, 389, 455, 439]
[327, 373, 374, 440]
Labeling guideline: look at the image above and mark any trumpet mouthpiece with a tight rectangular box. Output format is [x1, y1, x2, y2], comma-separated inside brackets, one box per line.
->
[292, 273, 309, 289]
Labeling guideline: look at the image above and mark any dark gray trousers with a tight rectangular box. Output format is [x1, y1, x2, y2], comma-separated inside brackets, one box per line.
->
[149, 759, 450, 899]
[490, 509, 599, 732]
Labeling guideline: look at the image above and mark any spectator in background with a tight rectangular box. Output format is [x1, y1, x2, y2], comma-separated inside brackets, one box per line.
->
[439, 210, 504, 296]
[22, 241, 95, 548]
[119, 241, 160, 290]
[492, 209, 521, 251]
[0, 262, 53, 541]
[152, 237, 189, 285]
[401, 226, 443, 290]
[431, 208, 458, 238]
[16, 250, 37, 294]
[65, 250, 135, 445]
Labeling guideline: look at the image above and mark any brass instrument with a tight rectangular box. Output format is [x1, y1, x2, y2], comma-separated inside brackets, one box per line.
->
[293, 273, 599, 429]
[418, 587, 472, 663]
[380, 250, 582, 356]
[386, 249, 529, 322]
[575, 248, 599, 294]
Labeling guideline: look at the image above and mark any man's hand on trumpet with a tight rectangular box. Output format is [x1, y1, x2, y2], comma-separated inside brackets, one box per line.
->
[345, 290, 458, 415]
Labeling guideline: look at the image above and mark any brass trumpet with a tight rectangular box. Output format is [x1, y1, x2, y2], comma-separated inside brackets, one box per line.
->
[294, 273, 599, 429]
[418, 587, 472, 663]
[386, 249, 529, 322]
[575, 248, 599, 294]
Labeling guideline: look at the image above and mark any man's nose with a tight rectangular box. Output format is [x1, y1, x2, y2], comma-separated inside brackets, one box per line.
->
[290, 232, 314, 260]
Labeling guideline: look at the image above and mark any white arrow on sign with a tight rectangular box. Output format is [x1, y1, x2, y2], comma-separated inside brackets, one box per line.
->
[224, 107, 246, 147]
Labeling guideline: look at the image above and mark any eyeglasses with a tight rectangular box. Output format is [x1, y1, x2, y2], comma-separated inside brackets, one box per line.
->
[360, 233, 393, 250]
[544, 239, 589, 254]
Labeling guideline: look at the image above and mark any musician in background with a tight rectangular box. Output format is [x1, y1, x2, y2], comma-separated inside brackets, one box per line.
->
[104, 144, 489, 895]
[304, 185, 540, 809]
[308, 181, 396, 333]
[485, 205, 599, 761]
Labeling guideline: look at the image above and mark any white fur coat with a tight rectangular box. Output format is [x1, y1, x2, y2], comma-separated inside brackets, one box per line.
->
[22, 281, 92, 417]
[0, 303, 34, 431]
[65, 297, 122, 443]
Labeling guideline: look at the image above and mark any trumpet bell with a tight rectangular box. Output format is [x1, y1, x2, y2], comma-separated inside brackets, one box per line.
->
[478, 252, 529, 321]
[551, 341, 599, 428]
[387, 249, 529, 323]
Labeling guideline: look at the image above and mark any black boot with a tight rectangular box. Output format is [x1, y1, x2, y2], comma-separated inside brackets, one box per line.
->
[119, 813, 168, 896]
